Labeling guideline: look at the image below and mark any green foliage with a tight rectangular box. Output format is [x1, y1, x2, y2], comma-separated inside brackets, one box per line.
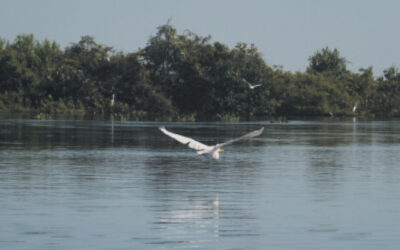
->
[0, 25, 399, 120]
[369, 66, 400, 116]
[307, 47, 347, 78]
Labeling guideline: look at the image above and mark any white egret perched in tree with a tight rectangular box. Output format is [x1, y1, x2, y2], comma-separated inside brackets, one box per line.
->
[159, 126, 264, 160]
[110, 94, 115, 107]
[243, 78, 262, 89]
[352, 103, 357, 113]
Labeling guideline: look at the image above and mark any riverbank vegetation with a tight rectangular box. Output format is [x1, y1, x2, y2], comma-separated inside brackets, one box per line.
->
[1, 24, 399, 121]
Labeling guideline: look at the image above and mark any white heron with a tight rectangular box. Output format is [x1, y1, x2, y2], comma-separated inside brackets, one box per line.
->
[243, 79, 262, 89]
[352, 103, 357, 113]
[159, 126, 264, 160]
[110, 94, 115, 106]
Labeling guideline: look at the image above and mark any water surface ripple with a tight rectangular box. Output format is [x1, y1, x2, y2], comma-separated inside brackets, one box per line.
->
[1, 119, 400, 249]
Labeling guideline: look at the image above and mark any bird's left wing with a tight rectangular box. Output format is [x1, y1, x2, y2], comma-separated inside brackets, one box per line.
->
[243, 79, 253, 87]
[216, 127, 264, 148]
[159, 126, 209, 151]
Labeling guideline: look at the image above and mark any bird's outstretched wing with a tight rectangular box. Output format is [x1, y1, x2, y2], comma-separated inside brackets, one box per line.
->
[216, 127, 264, 148]
[159, 126, 209, 151]
[247, 82, 254, 88]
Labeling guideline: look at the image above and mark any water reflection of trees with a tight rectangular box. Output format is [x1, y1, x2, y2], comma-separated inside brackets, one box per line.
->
[0, 120, 166, 150]
[303, 123, 379, 202]
[285, 123, 374, 147]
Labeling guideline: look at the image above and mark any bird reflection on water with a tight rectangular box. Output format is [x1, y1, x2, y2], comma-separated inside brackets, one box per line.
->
[141, 152, 261, 248]
[150, 194, 221, 247]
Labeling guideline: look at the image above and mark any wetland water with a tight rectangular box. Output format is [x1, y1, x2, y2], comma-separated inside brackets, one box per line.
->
[1, 119, 400, 249]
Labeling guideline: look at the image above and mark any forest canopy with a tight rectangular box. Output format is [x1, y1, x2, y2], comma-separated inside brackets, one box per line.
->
[1, 24, 399, 121]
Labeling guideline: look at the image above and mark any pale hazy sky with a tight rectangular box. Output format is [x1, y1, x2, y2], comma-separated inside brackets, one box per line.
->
[1, 0, 399, 76]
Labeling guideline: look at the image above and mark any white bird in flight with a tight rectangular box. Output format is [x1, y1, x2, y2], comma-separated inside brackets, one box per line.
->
[159, 126, 264, 160]
[243, 79, 262, 89]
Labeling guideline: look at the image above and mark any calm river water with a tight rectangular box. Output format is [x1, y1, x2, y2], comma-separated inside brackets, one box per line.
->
[1, 119, 400, 249]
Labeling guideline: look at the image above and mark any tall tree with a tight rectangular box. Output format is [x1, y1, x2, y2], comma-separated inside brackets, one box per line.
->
[307, 47, 347, 78]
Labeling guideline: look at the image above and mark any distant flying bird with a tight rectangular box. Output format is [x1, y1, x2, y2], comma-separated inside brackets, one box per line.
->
[159, 127, 264, 160]
[243, 79, 262, 89]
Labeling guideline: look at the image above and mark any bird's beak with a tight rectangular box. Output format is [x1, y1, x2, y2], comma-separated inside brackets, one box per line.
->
[218, 148, 224, 152]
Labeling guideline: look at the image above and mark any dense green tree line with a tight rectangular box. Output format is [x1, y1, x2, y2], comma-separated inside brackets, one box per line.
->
[1, 24, 399, 120]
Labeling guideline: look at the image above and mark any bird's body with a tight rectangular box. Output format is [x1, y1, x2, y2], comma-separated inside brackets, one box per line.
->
[352, 103, 357, 113]
[110, 94, 115, 106]
[247, 82, 262, 89]
[159, 126, 264, 160]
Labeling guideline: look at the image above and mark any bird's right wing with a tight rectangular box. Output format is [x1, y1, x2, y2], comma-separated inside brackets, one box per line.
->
[159, 126, 209, 151]
[216, 127, 264, 148]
